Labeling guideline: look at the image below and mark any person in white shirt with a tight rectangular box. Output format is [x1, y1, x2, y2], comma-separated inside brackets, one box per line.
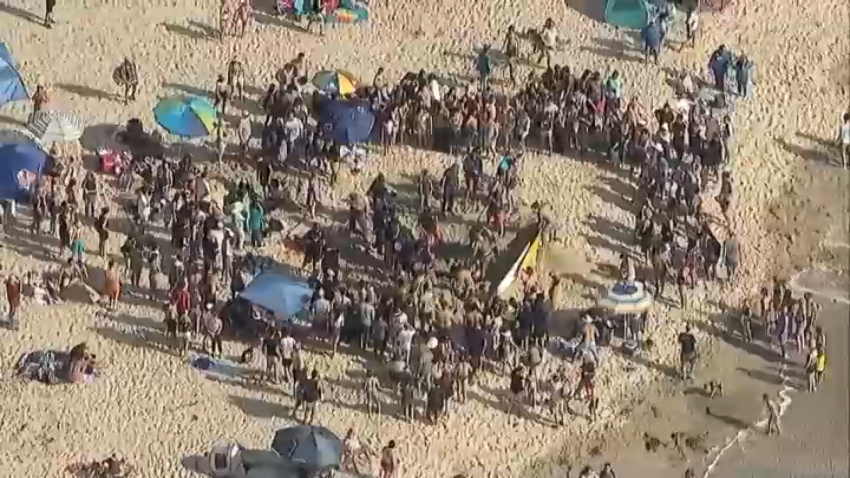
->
[279, 330, 297, 382]
[838, 112, 850, 169]
[396, 323, 416, 365]
[538, 18, 558, 68]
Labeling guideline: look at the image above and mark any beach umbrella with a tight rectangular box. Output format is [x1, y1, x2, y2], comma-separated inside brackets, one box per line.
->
[270, 425, 343, 472]
[312, 70, 358, 96]
[318, 99, 375, 145]
[0, 142, 48, 201]
[27, 111, 84, 144]
[0, 42, 28, 106]
[152, 96, 217, 138]
[597, 281, 653, 314]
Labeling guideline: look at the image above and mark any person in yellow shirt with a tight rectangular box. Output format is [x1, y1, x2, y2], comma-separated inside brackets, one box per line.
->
[815, 345, 826, 387]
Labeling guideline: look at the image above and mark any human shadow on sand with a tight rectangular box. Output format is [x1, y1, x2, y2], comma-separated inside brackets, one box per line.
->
[254, 13, 316, 35]
[776, 137, 840, 168]
[161, 21, 216, 41]
[55, 83, 116, 102]
[91, 325, 176, 355]
[0, 2, 42, 25]
[229, 394, 291, 419]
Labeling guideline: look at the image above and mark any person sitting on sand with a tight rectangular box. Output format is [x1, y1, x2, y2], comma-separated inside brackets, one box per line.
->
[67, 342, 96, 384]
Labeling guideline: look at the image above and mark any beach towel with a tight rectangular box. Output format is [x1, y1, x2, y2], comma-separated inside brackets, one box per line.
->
[16, 350, 96, 384]
[188, 353, 250, 382]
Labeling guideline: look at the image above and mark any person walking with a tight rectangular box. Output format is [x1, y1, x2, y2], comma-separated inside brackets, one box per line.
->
[678, 325, 698, 380]
[6, 274, 22, 330]
[762, 393, 781, 436]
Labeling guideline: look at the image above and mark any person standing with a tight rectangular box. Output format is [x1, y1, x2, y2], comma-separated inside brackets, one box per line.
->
[734, 54, 752, 98]
[678, 325, 698, 380]
[379, 440, 397, 478]
[476, 45, 492, 93]
[112, 58, 139, 104]
[6, 274, 22, 330]
[263, 329, 281, 383]
[641, 19, 662, 64]
[503, 26, 520, 84]
[722, 230, 740, 282]
[30, 84, 49, 123]
[838, 112, 850, 169]
[684, 6, 699, 49]
[762, 393, 781, 435]
[301, 369, 323, 424]
[44, 0, 57, 28]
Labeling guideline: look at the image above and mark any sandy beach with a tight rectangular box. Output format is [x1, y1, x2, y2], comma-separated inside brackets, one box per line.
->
[1, 0, 848, 476]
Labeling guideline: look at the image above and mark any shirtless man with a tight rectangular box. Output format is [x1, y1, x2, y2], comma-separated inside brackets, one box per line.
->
[363, 370, 382, 416]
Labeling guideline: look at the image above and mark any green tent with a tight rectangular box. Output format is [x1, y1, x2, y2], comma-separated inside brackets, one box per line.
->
[605, 0, 653, 30]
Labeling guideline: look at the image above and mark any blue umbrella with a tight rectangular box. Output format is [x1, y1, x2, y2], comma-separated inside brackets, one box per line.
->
[152, 96, 217, 138]
[319, 99, 375, 145]
[0, 142, 47, 201]
[270, 425, 343, 472]
[0, 43, 29, 106]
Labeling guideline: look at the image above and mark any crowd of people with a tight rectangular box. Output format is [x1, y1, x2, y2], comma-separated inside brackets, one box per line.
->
[2, 5, 833, 477]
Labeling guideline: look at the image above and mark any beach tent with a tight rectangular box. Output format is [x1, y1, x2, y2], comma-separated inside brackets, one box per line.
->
[604, 0, 653, 29]
[0, 142, 47, 201]
[238, 271, 312, 319]
[289, 0, 368, 23]
[0, 42, 28, 106]
[318, 99, 376, 145]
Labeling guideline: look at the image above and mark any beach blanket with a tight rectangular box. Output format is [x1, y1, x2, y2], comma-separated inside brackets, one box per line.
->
[16, 350, 96, 384]
[17, 350, 66, 384]
[188, 353, 251, 382]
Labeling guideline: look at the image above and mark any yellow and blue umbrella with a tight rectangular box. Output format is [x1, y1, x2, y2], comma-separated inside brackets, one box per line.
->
[312, 70, 358, 96]
[153, 96, 217, 138]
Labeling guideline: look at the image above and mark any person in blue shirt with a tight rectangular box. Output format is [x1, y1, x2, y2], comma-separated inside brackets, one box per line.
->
[641, 19, 662, 64]
[709, 44, 732, 91]
[476, 44, 492, 93]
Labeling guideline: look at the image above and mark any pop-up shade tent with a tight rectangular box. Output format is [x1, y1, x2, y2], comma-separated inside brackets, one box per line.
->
[0, 142, 47, 201]
[238, 271, 313, 319]
[0, 42, 28, 106]
[605, 0, 655, 30]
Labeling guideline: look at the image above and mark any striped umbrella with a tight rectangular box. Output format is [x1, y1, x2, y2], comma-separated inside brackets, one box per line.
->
[597, 281, 653, 314]
[27, 110, 84, 144]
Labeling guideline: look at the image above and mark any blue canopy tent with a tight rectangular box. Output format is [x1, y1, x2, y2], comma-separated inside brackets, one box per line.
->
[0, 142, 47, 201]
[605, 0, 657, 30]
[0, 43, 29, 106]
[238, 271, 313, 320]
[318, 99, 376, 146]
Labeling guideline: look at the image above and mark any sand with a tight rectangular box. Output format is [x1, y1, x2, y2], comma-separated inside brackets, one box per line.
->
[0, 0, 848, 476]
